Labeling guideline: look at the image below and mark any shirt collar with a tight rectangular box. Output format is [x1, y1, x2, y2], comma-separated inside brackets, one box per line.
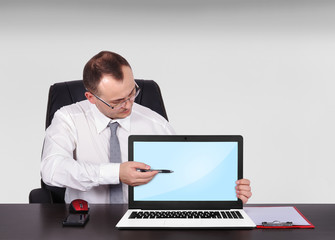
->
[91, 104, 131, 133]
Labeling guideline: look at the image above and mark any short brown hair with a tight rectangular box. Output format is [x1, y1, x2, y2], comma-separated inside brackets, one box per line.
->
[83, 51, 131, 94]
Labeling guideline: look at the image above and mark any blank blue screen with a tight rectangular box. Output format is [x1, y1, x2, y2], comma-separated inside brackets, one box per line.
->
[133, 141, 238, 201]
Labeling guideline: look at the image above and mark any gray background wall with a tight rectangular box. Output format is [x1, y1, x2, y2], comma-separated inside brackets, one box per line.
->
[1, 0, 335, 203]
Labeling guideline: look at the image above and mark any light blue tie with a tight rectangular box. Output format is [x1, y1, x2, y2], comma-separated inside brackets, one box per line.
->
[109, 122, 123, 203]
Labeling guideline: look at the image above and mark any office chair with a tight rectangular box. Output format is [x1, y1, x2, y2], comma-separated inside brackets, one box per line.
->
[29, 79, 169, 203]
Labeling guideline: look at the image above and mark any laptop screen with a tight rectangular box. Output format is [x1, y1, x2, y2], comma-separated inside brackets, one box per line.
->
[128, 135, 243, 210]
[134, 141, 238, 201]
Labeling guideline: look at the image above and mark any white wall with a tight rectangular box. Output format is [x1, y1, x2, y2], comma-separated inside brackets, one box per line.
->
[1, 0, 335, 203]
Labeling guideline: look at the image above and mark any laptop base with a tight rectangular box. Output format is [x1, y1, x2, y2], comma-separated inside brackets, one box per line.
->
[116, 209, 256, 229]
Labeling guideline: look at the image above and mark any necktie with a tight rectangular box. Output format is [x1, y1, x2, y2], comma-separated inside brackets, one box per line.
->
[109, 122, 123, 203]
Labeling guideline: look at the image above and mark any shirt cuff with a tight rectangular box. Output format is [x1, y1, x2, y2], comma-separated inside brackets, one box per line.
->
[99, 163, 120, 184]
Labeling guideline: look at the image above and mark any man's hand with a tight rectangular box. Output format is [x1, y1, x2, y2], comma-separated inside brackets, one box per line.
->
[235, 179, 252, 204]
[119, 161, 158, 186]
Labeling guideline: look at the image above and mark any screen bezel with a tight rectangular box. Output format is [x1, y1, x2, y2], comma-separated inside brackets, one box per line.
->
[128, 135, 243, 210]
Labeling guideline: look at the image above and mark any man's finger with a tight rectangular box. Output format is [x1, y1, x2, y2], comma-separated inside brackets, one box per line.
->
[136, 170, 158, 180]
[130, 161, 151, 170]
[236, 190, 252, 199]
[235, 185, 251, 191]
[130, 175, 156, 186]
[236, 178, 250, 185]
[237, 195, 249, 204]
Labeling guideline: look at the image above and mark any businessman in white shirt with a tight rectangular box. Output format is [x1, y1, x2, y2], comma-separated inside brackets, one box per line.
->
[41, 51, 252, 204]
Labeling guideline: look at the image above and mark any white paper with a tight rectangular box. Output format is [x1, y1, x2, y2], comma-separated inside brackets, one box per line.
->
[244, 206, 310, 226]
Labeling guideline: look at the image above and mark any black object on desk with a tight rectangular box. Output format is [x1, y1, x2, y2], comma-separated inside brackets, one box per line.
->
[63, 213, 90, 227]
[63, 199, 90, 227]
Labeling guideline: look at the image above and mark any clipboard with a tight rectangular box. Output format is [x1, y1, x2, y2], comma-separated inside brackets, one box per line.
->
[244, 206, 315, 229]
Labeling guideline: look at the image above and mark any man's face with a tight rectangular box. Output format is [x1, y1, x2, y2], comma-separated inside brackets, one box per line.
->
[86, 66, 136, 119]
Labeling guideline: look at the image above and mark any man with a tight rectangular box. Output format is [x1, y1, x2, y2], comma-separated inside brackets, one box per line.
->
[41, 51, 252, 204]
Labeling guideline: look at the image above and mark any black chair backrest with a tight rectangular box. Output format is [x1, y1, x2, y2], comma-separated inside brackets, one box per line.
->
[42, 79, 168, 203]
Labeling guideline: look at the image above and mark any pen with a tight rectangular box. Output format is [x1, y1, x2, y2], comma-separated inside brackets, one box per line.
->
[137, 169, 174, 173]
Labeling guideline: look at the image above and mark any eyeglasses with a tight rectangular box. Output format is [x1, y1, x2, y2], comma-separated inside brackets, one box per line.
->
[88, 83, 140, 110]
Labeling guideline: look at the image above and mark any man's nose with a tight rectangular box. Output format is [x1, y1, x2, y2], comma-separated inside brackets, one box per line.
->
[123, 98, 132, 108]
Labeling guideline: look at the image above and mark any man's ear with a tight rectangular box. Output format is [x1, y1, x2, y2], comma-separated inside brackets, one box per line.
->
[85, 92, 96, 104]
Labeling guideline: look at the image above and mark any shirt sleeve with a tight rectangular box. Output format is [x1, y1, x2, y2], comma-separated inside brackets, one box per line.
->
[165, 121, 177, 135]
[40, 109, 118, 191]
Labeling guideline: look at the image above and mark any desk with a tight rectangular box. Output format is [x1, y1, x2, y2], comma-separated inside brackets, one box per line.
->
[0, 204, 333, 240]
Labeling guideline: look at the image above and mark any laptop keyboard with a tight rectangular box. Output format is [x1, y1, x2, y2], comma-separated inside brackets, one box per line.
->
[129, 210, 244, 219]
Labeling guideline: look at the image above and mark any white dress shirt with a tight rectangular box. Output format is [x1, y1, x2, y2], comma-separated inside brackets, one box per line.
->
[41, 100, 175, 203]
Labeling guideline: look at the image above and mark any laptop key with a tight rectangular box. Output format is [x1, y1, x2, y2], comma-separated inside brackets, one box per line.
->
[203, 212, 211, 218]
[235, 211, 244, 219]
[231, 211, 238, 219]
[226, 211, 233, 219]
[149, 212, 156, 218]
[129, 211, 138, 219]
[210, 211, 221, 219]
[181, 212, 187, 218]
[221, 211, 228, 218]
[139, 212, 145, 218]
[187, 211, 193, 218]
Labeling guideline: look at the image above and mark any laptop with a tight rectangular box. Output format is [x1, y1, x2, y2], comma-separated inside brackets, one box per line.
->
[116, 135, 256, 229]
